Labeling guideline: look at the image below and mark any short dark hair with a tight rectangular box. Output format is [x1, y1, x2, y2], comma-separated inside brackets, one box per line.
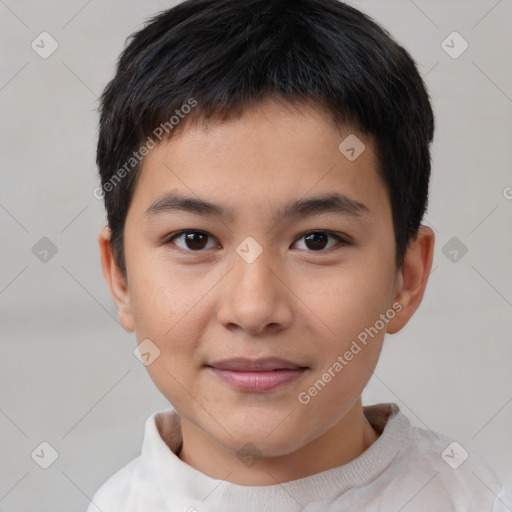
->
[97, 0, 434, 276]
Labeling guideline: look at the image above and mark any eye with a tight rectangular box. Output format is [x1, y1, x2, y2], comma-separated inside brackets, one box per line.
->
[292, 231, 347, 251]
[166, 230, 219, 252]
[165, 230, 348, 253]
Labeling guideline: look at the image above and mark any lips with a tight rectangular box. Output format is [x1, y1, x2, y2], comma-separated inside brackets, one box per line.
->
[205, 357, 309, 392]
[206, 357, 307, 372]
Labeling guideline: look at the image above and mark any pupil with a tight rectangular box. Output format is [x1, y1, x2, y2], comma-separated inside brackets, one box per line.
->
[186, 232, 207, 250]
[305, 232, 327, 250]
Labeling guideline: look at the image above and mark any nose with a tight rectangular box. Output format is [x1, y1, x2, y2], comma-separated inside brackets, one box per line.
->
[216, 248, 293, 336]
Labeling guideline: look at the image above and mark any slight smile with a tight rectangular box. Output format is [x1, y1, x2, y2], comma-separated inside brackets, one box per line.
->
[205, 357, 310, 392]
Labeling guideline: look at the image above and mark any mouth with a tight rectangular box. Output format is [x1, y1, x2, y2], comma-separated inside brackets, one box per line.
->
[205, 357, 309, 392]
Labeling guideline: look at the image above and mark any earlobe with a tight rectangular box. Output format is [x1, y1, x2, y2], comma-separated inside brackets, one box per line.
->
[386, 226, 435, 335]
[98, 226, 135, 332]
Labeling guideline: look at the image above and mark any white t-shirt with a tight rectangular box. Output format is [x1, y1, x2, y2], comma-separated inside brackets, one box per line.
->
[87, 403, 505, 511]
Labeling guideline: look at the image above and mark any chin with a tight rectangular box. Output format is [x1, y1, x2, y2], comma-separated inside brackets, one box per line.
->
[222, 425, 305, 458]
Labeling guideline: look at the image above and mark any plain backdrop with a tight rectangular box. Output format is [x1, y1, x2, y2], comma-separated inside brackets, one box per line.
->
[1, 1, 511, 510]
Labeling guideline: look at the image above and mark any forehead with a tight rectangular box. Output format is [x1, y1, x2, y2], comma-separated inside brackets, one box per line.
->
[129, 98, 391, 228]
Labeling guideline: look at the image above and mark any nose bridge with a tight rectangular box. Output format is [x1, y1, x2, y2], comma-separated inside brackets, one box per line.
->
[216, 241, 292, 333]
[234, 246, 274, 297]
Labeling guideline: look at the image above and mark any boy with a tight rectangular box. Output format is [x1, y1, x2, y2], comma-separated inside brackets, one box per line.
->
[90, 0, 503, 510]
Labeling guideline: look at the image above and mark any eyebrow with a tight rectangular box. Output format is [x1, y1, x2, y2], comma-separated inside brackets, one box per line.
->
[144, 192, 369, 224]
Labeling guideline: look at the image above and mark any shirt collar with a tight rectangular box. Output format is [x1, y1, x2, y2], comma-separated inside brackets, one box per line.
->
[140, 403, 409, 511]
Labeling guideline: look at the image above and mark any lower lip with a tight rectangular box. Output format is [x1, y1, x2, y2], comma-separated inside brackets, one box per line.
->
[206, 367, 307, 392]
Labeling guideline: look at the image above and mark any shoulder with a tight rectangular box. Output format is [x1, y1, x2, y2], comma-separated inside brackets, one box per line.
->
[86, 409, 177, 512]
[86, 456, 139, 512]
[86, 455, 162, 512]
[380, 409, 502, 511]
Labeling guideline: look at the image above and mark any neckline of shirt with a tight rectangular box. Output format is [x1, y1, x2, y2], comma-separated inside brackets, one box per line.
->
[140, 402, 410, 509]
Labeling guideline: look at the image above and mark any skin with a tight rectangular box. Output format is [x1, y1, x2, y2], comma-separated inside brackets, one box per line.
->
[99, 97, 434, 486]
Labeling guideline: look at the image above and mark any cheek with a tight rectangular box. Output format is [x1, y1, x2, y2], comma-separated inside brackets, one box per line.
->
[128, 256, 201, 337]
[296, 345, 382, 445]
[296, 261, 394, 341]
[297, 317, 385, 432]
[136, 277, 204, 404]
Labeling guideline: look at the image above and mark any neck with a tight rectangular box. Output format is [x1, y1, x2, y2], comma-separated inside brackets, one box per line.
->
[177, 399, 380, 486]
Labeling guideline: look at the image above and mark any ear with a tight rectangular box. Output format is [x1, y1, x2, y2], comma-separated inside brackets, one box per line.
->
[386, 226, 435, 335]
[98, 226, 135, 332]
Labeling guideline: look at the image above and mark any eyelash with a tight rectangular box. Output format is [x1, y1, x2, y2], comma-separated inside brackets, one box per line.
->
[163, 230, 349, 253]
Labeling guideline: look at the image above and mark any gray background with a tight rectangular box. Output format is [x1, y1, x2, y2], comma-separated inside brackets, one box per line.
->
[1, 0, 511, 510]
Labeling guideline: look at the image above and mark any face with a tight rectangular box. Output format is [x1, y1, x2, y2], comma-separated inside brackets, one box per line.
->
[100, 98, 430, 460]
